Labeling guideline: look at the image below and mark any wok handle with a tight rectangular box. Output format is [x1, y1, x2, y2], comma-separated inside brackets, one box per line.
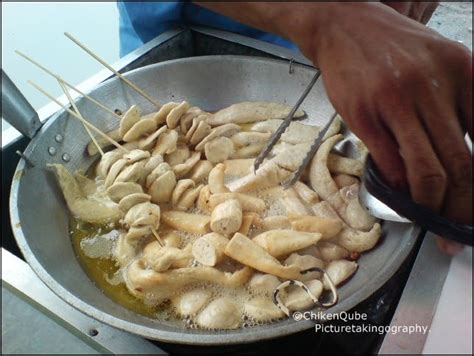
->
[363, 155, 473, 246]
[2, 69, 42, 139]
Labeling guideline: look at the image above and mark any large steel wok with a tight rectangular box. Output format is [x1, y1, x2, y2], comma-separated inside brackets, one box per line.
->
[9, 55, 419, 345]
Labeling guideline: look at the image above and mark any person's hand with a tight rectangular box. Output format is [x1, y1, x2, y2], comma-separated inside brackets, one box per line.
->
[381, 1, 439, 24]
[381, 1, 464, 254]
[292, 3, 472, 251]
[380, 0, 465, 255]
[196, 2, 471, 252]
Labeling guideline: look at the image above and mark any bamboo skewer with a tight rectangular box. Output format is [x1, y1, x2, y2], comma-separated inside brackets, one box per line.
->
[64, 32, 161, 110]
[15, 50, 122, 120]
[28, 80, 129, 153]
[151, 228, 165, 247]
[58, 80, 104, 156]
[58, 81, 162, 242]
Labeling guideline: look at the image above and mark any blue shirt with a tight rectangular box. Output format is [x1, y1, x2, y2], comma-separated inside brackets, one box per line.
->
[117, 1, 298, 57]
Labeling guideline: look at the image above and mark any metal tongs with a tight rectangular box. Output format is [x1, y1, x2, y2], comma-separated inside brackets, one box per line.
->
[254, 70, 336, 187]
[255, 69, 472, 246]
[254, 71, 321, 179]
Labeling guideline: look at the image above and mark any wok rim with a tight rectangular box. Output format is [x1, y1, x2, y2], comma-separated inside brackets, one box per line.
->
[10, 54, 419, 345]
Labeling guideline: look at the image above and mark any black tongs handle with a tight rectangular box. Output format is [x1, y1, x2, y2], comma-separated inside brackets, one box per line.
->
[363, 155, 473, 246]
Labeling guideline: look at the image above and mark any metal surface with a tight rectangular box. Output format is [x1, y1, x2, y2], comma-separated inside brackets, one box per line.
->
[4, 3, 471, 349]
[378, 233, 452, 354]
[2, 25, 316, 150]
[2, 27, 189, 149]
[359, 184, 411, 223]
[328, 118, 412, 224]
[191, 26, 313, 66]
[1, 248, 165, 354]
[284, 111, 338, 188]
[273, 267, 339, 317]
[9, 54, 420, 345]
[1, 26, 312, 149]
[2, 69, 42, 139]
[254, 70, 321, 171]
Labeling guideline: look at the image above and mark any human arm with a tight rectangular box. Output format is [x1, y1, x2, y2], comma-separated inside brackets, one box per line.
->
[196, 2, 473, 251]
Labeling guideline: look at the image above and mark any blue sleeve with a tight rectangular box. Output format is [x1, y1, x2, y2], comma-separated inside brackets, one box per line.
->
[117, 1, 298, 57]
[182, 3, 298, 50]
[117, 1, 184, 57]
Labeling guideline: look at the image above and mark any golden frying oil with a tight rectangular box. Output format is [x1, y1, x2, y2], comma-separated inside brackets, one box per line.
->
[69, 216, 287, 329]
[69, 217, 159, 318]
[68, 152, 286, 328]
